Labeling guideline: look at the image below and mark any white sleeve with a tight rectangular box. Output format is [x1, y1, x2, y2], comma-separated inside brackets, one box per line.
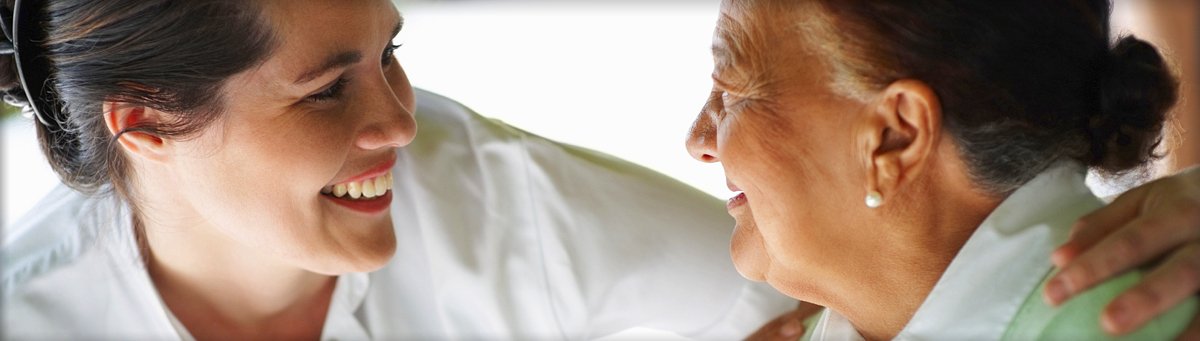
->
[520, 138, 797, 339]
[396, 89, 795, 339]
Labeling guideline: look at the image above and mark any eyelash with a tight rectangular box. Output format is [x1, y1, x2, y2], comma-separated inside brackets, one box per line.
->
[382, 43, 402, 66]
[306, 43, 402, 103]
[307, 78, 349, 102]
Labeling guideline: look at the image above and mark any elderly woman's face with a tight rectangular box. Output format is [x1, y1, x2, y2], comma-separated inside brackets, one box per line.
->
[687, 0, 872, 299]
[163, 0, 416, 274]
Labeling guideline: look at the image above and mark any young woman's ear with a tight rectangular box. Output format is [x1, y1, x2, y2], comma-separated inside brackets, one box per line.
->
[103, 101, 169, 162]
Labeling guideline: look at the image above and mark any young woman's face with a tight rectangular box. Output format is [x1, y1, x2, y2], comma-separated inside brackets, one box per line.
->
[163, 0, 416, 275]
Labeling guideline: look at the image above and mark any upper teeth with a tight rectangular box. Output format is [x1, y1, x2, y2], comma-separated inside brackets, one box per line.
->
[323, 171, 393, 199]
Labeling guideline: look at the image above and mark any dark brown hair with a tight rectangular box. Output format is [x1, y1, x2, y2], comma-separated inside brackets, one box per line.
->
[797, 0, 1178, 193]
[2, 0, 277, 203]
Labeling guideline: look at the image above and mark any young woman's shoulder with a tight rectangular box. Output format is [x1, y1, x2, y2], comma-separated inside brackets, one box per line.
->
[3, 185, 98, 296]
[3, 185, 174, 338]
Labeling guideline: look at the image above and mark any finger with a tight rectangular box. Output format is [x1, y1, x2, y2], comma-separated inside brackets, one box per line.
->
[795, 300, 823, 317]
[1047, 209, 1200, 306]
[745, 308, 811, 341]
[1175, 312, 1200, 341]
[1054, 185, 1151, 267]
[778, 318, 805, 340]
[1099, 244, 1200, 335]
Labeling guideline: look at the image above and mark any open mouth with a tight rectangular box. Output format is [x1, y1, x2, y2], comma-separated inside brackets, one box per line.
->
[320, 171, 395, 215]
[321, 171, 393, 200]
[727, 191, 747, 210]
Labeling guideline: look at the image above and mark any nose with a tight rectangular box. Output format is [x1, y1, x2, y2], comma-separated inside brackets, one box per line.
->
[686, 92, 721, 163]
[355, 82, 417, 151]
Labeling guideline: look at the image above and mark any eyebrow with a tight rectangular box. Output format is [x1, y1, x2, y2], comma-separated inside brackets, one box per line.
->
[294, 51, 363, 85]
[293, 18, 405, 85]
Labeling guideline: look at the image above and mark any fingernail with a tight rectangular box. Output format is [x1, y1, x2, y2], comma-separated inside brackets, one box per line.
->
[1044, 278, 1068, 306]
[1050, 250, 1068, 268]
[780, 318, 803, 337]
[1103, 301, 1131, 334]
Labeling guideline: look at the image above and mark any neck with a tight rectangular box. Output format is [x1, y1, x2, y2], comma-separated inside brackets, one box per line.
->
[833, 169, 1002, 340]
[136, 190, 334, 338]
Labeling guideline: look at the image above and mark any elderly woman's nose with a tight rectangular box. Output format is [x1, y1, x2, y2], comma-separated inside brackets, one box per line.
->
[356, 94, 417, 151]
[687, 111, 720, 163]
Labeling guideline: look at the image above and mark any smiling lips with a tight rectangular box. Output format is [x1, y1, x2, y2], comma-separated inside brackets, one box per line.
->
[727, 179, 747, 210]
[322, 171, 394, 199]
[321, 158, 397, 215]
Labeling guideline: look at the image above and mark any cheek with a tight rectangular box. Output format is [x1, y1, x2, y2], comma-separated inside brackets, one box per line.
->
[176, 115, 353, 228]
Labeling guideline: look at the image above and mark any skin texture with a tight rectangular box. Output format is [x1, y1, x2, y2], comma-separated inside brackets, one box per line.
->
[687, 1, 999, 339]
[103, 0, 416, 338]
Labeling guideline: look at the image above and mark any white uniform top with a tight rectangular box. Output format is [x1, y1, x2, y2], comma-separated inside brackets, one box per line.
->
[2, 89, 794, 340]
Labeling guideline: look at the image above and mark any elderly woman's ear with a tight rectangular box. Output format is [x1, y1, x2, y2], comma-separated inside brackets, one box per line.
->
[858, 79, 943, 207]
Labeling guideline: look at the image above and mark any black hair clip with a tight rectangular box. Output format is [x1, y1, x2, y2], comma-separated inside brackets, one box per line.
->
[1, 0, 63, 130]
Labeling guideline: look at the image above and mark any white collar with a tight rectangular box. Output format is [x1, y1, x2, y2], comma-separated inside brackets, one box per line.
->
[103, 199, 375, 340]
[812, 163, 1103, 341]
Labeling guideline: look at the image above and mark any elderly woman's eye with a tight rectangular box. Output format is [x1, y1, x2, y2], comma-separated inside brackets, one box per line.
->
[382, 43, 402, 66]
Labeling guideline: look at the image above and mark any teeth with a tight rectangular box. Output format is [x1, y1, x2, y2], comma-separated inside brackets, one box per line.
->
[374, 176, 387, 196]
[362, 179, 377, 198]
[325, 171, 393, 200]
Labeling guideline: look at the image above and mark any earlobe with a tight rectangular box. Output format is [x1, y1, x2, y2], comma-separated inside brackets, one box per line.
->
[103, 101, 168, 162]
[860, 79, 943, 206]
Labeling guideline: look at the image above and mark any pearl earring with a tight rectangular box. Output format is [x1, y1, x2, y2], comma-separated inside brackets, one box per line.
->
[865, 190, 883, 208]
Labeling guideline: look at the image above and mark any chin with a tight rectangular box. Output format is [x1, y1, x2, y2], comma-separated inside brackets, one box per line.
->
[730, 217, 770, 281]
[306, 220, 399, 275]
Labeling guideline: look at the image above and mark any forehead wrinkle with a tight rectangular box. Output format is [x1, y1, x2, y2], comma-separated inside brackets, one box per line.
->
[715, 12, 793, 121]
[715, 15, 777, 99]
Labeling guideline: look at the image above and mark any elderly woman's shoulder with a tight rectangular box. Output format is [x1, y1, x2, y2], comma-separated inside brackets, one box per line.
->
[1006, 271, 1197, 340]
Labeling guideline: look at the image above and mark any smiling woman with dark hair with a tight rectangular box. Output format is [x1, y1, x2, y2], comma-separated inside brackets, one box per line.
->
[687, 0, 1196, 339]
[0, 0, 799, 338]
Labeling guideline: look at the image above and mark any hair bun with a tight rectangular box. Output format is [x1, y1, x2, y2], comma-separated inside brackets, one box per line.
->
[1088, 35, 1178, 174]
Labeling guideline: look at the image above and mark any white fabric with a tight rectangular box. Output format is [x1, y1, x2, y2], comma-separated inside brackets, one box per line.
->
[810, 163, 1104, 341]
[1, 89, 794, 340]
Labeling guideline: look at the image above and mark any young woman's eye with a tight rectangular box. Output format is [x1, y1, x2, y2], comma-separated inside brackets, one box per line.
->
[307, 78, 349, 102]
[382, 43, 402, 66]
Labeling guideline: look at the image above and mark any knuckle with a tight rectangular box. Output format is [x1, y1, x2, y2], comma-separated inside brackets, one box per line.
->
[1066, 263, 1096, 290]
[1122, 286, 1164, 314]
[1113, 232, 1146, 260]
[1182, 247, 1200, 286]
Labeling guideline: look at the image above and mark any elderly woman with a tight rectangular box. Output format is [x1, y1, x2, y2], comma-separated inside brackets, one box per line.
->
[687, 0, 1196, 339]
